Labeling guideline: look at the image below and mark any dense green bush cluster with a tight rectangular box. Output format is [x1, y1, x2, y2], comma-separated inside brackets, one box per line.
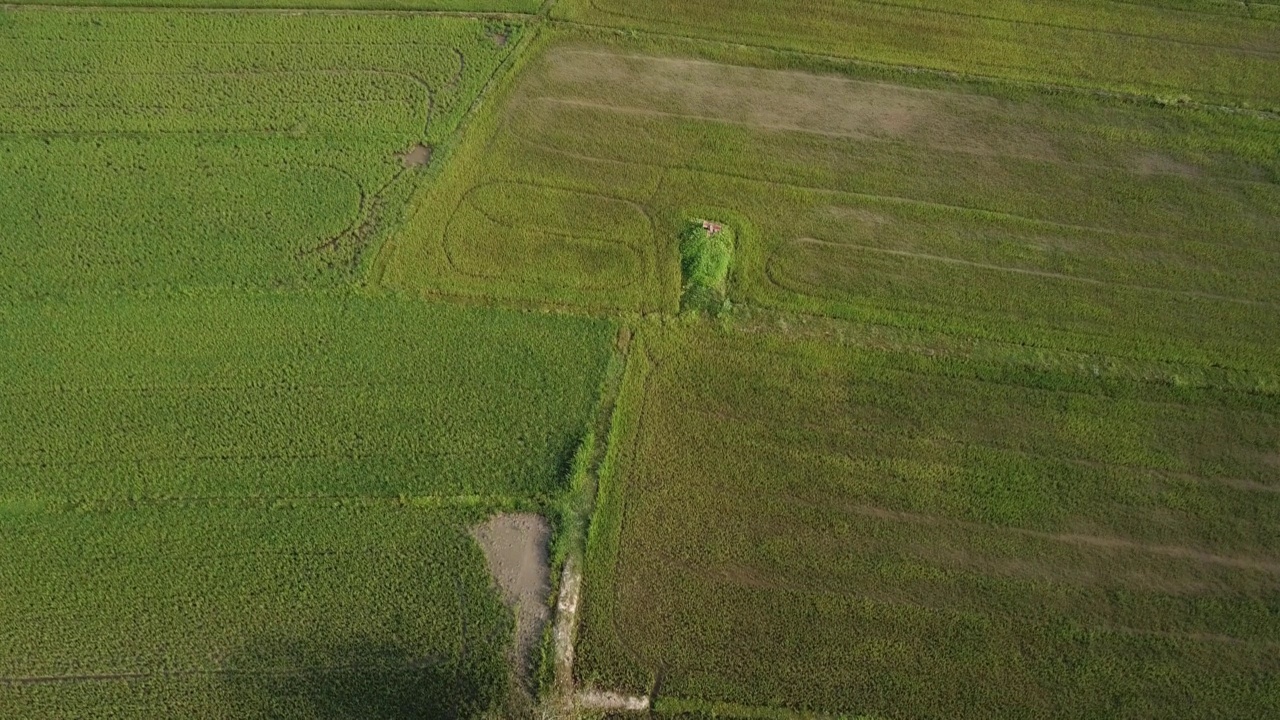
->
[678, 221, 733, 313]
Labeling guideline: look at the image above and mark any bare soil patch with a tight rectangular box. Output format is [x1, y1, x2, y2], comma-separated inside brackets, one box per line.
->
[1133, 152, 1205, 179]
[489, 31, 509, 47]
[577, 689, 650, 712]
[471, 512, 551, 687]
[536, 47, 1060, 158]
[399, 143, 433, 169]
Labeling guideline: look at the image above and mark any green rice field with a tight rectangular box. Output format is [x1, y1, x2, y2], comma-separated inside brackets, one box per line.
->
[3, 1, 1278, 718]
[577, 328, 1280, 717]
[0, 9, 520, 297]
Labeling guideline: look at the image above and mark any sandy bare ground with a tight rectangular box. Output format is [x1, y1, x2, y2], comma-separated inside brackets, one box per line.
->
[471, 512, 551, 687]
[576, 689, 650, 711]
[399, 143, 433, 168]
[551, 557, 581, 688]
[543, 540, 649, 716]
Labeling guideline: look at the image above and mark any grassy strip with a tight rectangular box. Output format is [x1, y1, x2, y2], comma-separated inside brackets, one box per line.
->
[533, 325, 631, 697]
[573, 330, 655, 695]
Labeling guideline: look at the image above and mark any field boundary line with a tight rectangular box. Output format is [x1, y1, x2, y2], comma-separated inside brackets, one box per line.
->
[1106, 0, 1278, 21]
[807, 0, 1280, 56]
[542, 332, 655, 717]
[0, 654, 449, 686]
[0, 493, 524, 514]
[819, 501, 1280, 574]
[655, 695, 853, 719]
[785, 238, 1280, 309]
[0, 4, 534, 18]
[582, 0, 1280, 53]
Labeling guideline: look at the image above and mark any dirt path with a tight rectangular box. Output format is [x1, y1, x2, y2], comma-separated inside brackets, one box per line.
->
[551, 557, 581, 689]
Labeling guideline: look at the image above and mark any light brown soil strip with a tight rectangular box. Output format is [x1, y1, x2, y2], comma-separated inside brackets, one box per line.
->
[576, 689, 650, 711]
[837, 502, 1280, 574]
[789, 238, 1280, 308]
[470, 512, 552, 688]
[552, 557, 581, 691]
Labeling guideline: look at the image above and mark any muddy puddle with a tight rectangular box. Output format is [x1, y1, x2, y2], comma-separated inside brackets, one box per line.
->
[471, 512, 552, 685]
[399, 143, 433, 168]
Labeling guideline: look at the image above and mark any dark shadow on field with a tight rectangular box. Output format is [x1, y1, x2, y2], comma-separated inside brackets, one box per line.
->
[222, 637, 506, 719]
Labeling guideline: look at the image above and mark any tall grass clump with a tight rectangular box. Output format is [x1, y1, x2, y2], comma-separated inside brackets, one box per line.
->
[679, 220, 734, 313]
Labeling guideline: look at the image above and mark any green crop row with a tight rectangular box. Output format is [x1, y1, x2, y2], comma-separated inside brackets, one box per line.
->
[576, 324, 1280, 717]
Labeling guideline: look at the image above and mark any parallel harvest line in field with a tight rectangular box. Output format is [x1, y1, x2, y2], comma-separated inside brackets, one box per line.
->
[847, 0, 1280, 56]
[0, 655, 449, 686]
[684, 405, 1280, 497]
[783, 239, 1280, 309]
[528, 94, 1278, 188]
[818, 501, 1280, 573]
